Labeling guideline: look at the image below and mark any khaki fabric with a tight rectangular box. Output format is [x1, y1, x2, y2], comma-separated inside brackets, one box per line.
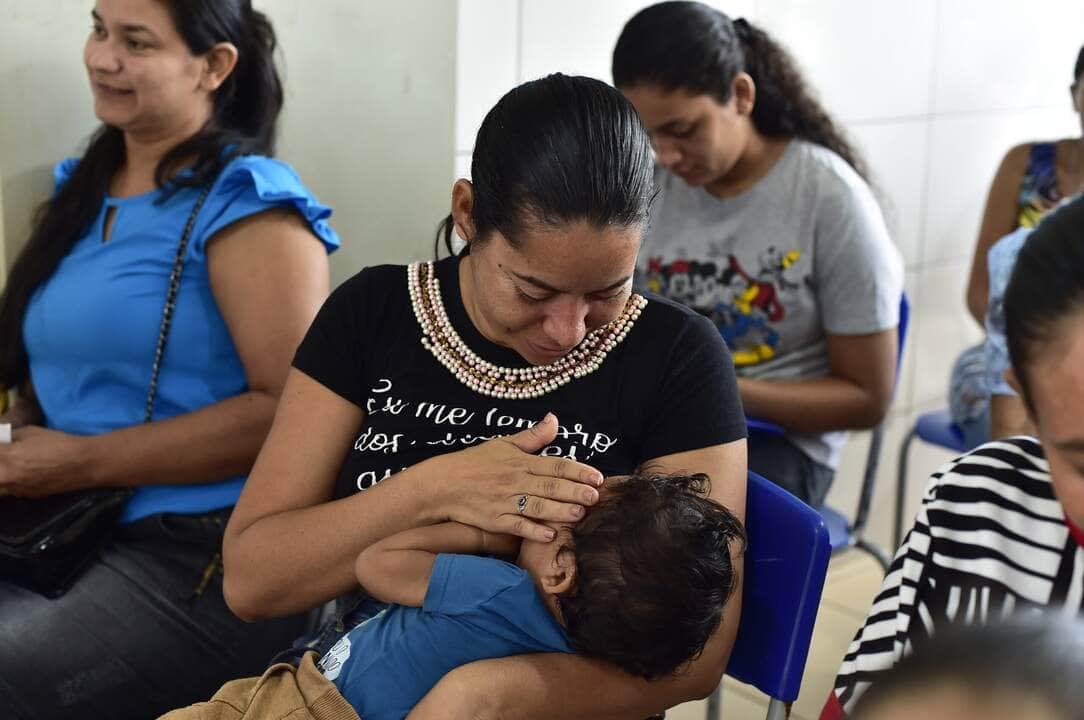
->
[159, 652, 360, 720]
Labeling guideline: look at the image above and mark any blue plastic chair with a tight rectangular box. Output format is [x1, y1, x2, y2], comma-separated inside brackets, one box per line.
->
[893, 408, 970, 547]
[747, 295, 910, 571]
[705, 470, 832, 720]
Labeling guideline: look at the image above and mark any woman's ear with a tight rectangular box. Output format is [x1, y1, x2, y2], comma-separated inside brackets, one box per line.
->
[202, 42, 239, 92]
[451, 179, 477, 243]
[732, 72, 757, 115]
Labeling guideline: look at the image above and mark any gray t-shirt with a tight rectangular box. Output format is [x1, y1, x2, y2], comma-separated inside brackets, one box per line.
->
[639, 140, 903, 468]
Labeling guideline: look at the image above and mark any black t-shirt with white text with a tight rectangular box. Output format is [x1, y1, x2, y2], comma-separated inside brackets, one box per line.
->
[293, 255, 746, 499]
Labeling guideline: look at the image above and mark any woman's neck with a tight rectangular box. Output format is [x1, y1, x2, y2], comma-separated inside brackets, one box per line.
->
[458, 253, 495, 345]
[113, 112, 210, 197]
[704, 131, 790, 199]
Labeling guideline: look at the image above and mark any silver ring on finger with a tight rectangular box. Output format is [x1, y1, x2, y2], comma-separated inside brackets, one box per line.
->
[516, 493, 530, 515]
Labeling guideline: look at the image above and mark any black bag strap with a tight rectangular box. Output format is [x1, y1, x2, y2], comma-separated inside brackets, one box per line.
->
[143, 183, 215, 424]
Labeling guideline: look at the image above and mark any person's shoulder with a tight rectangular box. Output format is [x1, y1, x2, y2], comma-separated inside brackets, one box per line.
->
[335, 263, 409, 300]
[217, 153, 304, 186]
[428, 554, 532, 612]
[208, 153, 339, 250]
[1005, 141, 1048, 162]
[998, 142, 1043, 176]
[790, 141, 868, 193]
[211, 154, 316, 203]
[930, 436, 1054, 505]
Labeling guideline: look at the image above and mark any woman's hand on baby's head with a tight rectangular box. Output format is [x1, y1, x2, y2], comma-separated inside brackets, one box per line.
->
[425, 412, 603, 544]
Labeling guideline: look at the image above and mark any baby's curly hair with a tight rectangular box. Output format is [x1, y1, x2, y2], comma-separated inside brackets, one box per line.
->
[558, 471, 745, 679]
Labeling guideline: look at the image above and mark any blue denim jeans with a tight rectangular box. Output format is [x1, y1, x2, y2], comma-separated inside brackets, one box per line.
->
[0, 508, 307, 720]
[748, 432, 835, 508]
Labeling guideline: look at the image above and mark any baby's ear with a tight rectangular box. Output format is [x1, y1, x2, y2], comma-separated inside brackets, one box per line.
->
[543, 547, 576, 596]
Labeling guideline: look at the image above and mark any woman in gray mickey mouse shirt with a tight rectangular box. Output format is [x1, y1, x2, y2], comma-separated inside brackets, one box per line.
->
[614, 1, 904, 506]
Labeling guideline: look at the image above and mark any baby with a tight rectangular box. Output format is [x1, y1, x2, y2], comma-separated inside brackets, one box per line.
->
[161, 472, 744, 720]
[322, 471, 745, 720]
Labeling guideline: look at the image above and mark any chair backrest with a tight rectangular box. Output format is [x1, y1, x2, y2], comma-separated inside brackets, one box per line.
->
[725, 471, 832, 702]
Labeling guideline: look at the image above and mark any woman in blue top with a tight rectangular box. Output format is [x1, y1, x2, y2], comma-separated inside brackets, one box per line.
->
[0, 1, 338, 718]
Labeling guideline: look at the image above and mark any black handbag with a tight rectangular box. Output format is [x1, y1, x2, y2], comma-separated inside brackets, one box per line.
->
[0, 182, 214, 598]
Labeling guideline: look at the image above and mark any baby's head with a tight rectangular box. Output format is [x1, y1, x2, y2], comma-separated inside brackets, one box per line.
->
[852, 614, 1084, 720]
[518, 471, 745, 679]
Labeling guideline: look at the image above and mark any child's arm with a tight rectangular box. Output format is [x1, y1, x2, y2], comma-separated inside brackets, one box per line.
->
[355, 522, 518, 607]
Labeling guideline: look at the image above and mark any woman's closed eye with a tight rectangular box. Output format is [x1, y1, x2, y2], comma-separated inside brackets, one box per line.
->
[515, 285, 626, 306]
[514, 285, 550, 304]
[666, 123, 698, 139]
[592, 291, 626, 304]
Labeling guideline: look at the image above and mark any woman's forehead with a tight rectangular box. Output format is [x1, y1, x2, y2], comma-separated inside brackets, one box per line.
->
[495, 222, 641, 289]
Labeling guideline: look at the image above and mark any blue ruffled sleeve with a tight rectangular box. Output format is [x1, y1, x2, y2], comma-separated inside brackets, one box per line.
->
[189, 155, 340, 258]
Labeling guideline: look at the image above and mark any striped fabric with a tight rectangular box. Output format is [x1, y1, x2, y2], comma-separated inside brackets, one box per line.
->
[823, 437, 1084, 719]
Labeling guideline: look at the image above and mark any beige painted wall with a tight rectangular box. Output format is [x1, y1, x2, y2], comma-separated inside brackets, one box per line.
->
[0, 0, 456, 287]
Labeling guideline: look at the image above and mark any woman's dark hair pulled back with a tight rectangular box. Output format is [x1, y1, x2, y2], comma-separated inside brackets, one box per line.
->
[0, 0, 284, 388]
[612, 1, 867, 179]
[1004, 195, 1084, 406]
[436, 73, 654, 256]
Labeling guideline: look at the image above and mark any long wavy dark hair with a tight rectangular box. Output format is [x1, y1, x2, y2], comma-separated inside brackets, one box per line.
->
[435, 73, 655, 257]
[612, 1, 867, 180]
[0, 0, 283, 389]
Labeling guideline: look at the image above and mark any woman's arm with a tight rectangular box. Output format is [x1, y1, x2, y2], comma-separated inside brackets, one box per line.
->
[0, 210, 329, 497]
[223, 390, 603, 621]
[408, 439, 747, 720]
[738, 328, 897, 433]
[965, 144, 1030, 325]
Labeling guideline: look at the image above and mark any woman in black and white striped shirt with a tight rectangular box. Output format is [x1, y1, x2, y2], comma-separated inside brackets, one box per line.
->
[823, 193, 1084, 720]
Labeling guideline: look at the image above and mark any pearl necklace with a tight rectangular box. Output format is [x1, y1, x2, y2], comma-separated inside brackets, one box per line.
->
[408, 261, 647, 399]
